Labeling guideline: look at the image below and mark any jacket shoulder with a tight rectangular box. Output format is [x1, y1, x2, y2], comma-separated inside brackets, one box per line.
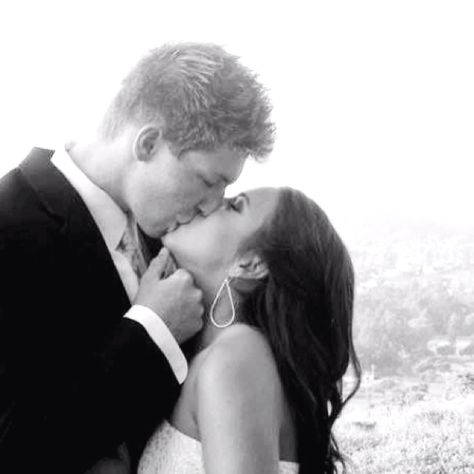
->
[0, 167, 36, 229]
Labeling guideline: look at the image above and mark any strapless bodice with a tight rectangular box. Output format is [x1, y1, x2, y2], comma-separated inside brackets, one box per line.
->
[138, 420, 299, 473]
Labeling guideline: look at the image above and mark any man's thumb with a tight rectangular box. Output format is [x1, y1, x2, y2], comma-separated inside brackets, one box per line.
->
[149, 247, 172, 277]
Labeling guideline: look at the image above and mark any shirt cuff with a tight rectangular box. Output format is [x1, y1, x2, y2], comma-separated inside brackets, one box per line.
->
[124, 305, 188, 384]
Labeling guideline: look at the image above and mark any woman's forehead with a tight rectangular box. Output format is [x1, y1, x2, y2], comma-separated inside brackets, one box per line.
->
[244, 188, 280, 219]
[245, 187, 279, 204]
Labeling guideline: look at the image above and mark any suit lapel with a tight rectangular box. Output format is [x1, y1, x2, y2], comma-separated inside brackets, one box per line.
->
[19, 148, 131, 324]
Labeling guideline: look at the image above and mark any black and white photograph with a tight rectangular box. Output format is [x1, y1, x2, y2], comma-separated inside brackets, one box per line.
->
[0, 1, 473, 473]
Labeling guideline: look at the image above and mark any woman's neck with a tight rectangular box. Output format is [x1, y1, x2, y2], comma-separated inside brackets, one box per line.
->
[192, 321, 223, 353]
[184, 295, 242, 357]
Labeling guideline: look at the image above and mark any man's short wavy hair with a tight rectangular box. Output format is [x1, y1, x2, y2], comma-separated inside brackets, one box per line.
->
[101, 42, 275, 160]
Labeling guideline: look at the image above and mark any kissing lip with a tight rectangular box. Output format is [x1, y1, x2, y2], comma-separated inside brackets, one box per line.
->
[179, 216, 195, 226]
[167, 214, 198, 233]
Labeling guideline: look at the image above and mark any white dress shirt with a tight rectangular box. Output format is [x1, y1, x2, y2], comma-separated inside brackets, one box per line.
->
[51, 145, 188, 383]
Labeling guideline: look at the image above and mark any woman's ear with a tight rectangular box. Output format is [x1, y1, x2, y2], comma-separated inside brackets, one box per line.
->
[229, 252, 268, 281]
[133, 125, 162, 161]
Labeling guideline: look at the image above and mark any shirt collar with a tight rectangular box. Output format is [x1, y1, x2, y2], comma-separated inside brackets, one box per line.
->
[51, 145, 128, 251]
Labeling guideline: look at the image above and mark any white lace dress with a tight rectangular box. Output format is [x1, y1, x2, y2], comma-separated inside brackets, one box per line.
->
[138, 420, 299, 474]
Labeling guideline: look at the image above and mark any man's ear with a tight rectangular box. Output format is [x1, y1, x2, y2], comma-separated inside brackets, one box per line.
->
[229, 252, 268, 281]
[133, 125, 162, 161]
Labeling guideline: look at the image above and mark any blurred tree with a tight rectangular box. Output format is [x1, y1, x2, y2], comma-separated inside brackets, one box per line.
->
[463, 313, 474, 335]
[447, 312, 465, 344]
[355, 307, 408, 374]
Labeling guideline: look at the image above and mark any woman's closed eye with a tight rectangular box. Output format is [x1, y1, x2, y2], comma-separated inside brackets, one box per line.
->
[226, 195, 245, 213]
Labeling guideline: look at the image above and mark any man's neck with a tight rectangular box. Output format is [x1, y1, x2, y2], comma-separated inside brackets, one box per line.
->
[67, 140, 127, 212]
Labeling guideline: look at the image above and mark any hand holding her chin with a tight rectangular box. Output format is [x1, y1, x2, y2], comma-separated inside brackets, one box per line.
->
[135, 247, 204, 344]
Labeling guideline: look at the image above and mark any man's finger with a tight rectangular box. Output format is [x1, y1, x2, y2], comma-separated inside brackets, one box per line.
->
[161, 255, 177, 279]
[148, 247, 171, 276]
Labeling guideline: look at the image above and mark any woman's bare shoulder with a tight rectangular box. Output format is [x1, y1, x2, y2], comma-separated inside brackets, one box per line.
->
[202, 324, 275, 368]
[196, 324, 283, 406]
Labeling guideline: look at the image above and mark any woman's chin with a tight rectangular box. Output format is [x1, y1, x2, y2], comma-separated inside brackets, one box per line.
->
[161, 231, 189, 266]
[161, 235, 177, 257]
[161, 224, 182, 244]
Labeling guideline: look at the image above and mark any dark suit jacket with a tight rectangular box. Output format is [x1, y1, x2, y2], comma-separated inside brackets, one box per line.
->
[0, 148, 180, 473]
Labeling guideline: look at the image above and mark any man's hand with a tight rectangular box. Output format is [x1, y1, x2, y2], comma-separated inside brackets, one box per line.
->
[84, 443, 131, 474]
[135, 248, 204, 344]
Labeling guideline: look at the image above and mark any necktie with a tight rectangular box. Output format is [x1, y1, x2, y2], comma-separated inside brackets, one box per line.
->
[117, 218, 147, 279]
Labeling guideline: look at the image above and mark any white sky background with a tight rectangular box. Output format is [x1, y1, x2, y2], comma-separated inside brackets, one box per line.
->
[0, 0, 473, 235]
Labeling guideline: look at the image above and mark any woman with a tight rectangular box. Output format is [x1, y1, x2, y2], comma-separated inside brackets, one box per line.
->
[138, 187, 361, 474]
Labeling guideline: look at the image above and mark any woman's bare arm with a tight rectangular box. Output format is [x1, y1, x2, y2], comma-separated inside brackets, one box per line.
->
[196, 326, 285, 474]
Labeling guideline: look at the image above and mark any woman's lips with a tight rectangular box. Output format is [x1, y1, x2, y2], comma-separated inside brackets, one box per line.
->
[166, 215, 197, 233]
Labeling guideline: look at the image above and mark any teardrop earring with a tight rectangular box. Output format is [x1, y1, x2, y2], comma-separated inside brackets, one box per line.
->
[209, 277, 236, 328]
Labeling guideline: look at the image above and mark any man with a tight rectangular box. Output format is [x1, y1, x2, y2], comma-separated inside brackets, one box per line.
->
[0, 42, 274, 473]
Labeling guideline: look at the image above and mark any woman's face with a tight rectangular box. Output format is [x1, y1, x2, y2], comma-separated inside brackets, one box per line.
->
[162, 187, 280, 286]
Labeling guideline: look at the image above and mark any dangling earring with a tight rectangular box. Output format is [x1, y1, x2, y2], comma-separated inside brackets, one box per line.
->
[209, 277, 236, 328]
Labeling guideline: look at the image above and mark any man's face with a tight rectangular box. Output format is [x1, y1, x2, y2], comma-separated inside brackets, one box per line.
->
[127, 142, 247, 238]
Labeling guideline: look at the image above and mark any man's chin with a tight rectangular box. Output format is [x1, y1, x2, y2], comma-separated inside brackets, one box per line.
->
[138, 221, 168, 240]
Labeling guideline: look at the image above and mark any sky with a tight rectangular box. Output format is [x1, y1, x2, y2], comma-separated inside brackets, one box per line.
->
[0, 0, 473, 234]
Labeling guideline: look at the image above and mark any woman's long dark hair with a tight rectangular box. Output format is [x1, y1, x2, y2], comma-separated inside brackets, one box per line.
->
[236, 188, 361, 474]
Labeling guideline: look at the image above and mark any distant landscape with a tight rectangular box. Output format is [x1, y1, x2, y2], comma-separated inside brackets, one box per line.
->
[336, 216, 474, 473]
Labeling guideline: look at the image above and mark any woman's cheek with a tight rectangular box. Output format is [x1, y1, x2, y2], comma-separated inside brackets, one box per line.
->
[165, 216, 235, 268]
